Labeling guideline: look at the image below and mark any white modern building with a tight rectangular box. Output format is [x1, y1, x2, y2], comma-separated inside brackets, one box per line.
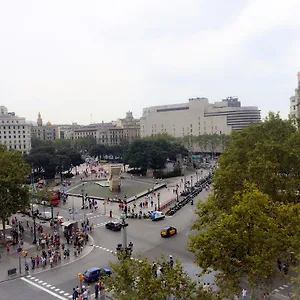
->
[140, 97, 261, 138]
[0, 106, 31, 153]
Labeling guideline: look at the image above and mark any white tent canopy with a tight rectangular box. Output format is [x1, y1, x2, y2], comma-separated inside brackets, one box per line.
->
[0, 224, 12, 231]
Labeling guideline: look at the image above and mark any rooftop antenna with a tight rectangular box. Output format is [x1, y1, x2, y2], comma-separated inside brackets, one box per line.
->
[90, 113, 93, 124]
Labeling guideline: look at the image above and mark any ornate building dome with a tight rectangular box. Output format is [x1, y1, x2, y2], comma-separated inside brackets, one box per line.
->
[46, 121, 52, 126]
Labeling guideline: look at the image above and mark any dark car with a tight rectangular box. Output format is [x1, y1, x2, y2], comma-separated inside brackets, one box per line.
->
[161, 226, 177, 238]
[105, 221, 122, 231]
[83, 267, 112, 282]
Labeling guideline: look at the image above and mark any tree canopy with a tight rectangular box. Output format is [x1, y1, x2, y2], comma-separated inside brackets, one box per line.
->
[103, 254, 197, 300]
[124, 138, 188, 170]
[188, 113, 300, 297]
[25, 141, 84, 179]
[0, 146, 30, 237]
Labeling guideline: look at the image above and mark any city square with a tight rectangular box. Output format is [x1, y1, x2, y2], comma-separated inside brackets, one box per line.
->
[0, 1, 299, 299]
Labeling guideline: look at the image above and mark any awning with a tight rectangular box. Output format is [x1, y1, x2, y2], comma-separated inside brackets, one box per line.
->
[61, 221, 72, 227]
[0, 224, 12, 231]
[61, 221, 77, 227]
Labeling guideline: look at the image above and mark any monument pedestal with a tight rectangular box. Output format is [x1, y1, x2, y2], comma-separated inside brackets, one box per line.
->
[108, 165, 121, 192]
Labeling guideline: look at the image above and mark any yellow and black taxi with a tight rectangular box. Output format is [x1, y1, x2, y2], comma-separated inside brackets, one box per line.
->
[160, 226, 177, 238]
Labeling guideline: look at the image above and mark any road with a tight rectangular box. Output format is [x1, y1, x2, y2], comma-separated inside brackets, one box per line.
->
[0, 171, 292, 300]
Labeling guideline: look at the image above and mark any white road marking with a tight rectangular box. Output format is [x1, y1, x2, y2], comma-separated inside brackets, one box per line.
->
[64, 293, 69, 296]
[47, 285, 52, 287]
[59, 290, 65, 294]
[34, 279, 39, 282]
[283, 285, 289, 288]
[42, 282, 47, 285]
[279, 287, 285, 290]
[21, 277, 69, 300]
[274, 289, 280, 292]
[38, 280, 43, 283]
[55, 288, 60, 291]
[51, 286, 56, 289]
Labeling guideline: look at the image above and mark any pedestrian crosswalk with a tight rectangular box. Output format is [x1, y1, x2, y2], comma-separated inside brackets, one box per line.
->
[22, 276, 72, 299]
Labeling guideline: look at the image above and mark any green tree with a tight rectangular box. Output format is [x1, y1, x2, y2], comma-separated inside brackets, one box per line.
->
[103, 254, 197, 300]
[189, 184, 300, 297]
[52, 138, 72, 150]
[188, 113, 300, 297]
[73, 136, 96, 151]
[89, 144, 107, 158]
[0, 146, 30, 239]
[212, 113, 298, 211]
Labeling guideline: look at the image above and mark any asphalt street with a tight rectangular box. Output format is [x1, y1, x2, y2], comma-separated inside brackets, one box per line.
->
[0, 170, 292, 300]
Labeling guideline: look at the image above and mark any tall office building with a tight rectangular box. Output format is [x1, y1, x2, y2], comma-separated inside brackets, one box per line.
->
[140, 97, 261, 138]
[0, 106, 31, 153]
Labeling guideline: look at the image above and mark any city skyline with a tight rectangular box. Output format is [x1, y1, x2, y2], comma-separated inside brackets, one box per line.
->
[0, 0, 300, 124]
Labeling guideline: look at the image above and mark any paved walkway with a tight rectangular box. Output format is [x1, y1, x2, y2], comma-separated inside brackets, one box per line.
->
[89, 170, 208, 219]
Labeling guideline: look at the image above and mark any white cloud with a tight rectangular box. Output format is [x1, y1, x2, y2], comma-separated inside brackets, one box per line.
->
[0, 0, 298, 123]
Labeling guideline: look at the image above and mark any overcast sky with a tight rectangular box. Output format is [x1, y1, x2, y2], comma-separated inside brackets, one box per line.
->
[0, 0, 299, 125]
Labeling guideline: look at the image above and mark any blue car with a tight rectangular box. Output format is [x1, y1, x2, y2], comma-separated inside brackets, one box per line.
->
[83, 267, 112, 282]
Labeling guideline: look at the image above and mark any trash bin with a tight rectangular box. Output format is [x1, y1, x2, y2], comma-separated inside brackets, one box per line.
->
[7, 268, 17, 276]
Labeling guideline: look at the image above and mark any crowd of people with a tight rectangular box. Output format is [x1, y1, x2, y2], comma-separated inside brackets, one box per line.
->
[72, 280, 104, 299]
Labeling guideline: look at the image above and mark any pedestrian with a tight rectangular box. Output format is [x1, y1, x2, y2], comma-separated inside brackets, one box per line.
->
[94, 282, 99, 298]
[242, 288, 247, 299]
[109, 210, 112, 218]
[282, 263, 289, 275]
[277, 258, 282, 271]
[169, 255, 174, 268]
[72, 287, 78, 300]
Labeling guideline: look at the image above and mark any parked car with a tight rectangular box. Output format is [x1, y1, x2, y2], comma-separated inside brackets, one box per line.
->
[105, 221, 122, 231]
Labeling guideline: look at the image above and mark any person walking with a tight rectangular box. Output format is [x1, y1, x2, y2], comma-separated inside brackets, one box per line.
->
[94, 282, 99, 299]
[242, 288, 247, 299]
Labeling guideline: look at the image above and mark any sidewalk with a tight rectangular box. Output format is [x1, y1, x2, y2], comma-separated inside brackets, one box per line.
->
[0, 222, 94, 282]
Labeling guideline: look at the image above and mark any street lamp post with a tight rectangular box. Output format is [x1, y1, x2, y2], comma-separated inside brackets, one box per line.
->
[32, 214, 37, 244]
[51, 204, 54, 220]
[81, 183, 86, 224]
[120, 212, 128, 253]
[31, 167, 37, 244]
[157, 192, 161, 211]
[72, 196, 75, 220]
[176, 184, 179, 202]
[190, 175, 193, 189]
[196, 171, 198, 183]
